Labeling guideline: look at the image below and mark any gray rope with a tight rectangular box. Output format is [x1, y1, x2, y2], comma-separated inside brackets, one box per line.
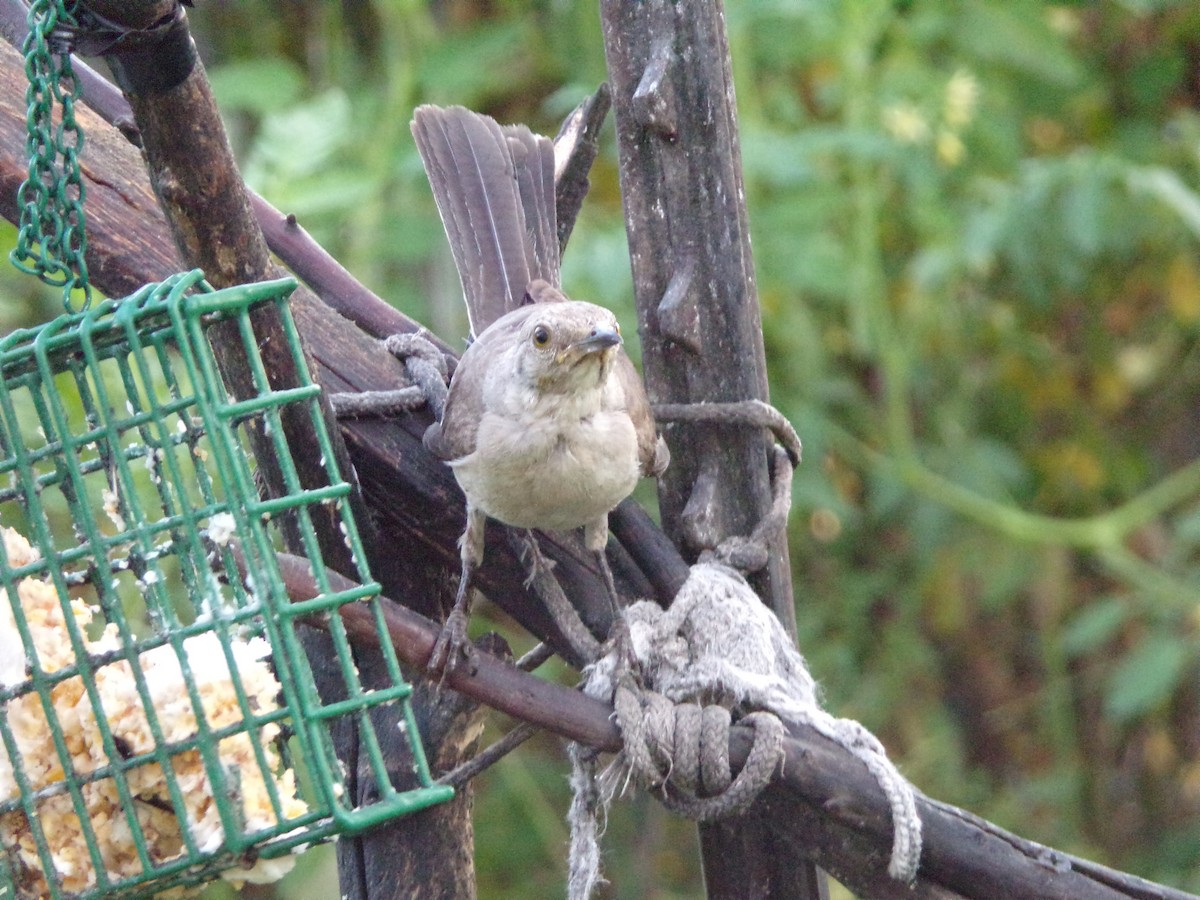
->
[702, 445, 794, 573]
[567, 743, 605, 899]
[612, 676, 785, 822]
[383, 331, 450, 420]
[328, 386, 425, 417]
[653, 399, 802, 466]
[328, 331, 451, 419]
[652, 400, 800, 574]
[572, 563, 924, 895]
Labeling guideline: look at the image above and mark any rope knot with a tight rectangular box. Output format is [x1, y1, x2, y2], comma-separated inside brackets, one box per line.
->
[569, 562, 923, 898]
[383, 331, 449, 380]
[613, 674, 784, 822]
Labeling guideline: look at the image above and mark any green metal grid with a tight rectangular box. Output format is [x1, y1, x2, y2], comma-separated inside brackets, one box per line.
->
[0, 271, 452, 899]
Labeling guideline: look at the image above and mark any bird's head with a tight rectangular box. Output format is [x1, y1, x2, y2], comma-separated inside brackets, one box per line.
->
[516, 297, 624, 394]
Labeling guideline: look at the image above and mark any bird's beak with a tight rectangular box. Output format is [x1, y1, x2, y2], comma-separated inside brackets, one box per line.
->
[572, 329, 623, 355]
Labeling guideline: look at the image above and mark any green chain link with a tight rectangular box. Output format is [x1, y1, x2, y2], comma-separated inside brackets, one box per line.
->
[9, 0, 91, 311]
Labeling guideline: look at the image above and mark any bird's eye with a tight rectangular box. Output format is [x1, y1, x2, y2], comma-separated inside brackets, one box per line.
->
[532, 325, 551, 347]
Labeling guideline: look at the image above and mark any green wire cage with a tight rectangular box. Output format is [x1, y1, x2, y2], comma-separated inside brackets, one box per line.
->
[0, 270, 452, 899]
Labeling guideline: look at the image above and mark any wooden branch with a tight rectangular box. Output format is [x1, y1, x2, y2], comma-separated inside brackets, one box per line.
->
[0, 6, 481, 897]
[599, 0, 795, 635]
[65, 5, 486, 898]
[4, 2, 662, 635]
[272, 550, 1195, 900]
[0, 22, 663, 898]
[0, 0, 626, 664]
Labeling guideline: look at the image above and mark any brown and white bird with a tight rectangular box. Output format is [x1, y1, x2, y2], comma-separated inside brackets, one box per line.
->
[411, 105, 667, 671]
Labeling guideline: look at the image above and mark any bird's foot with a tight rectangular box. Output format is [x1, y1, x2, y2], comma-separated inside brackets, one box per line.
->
[605, 613, 639, 677]
[517, 529, 556, 589]
[428, 608, 477, 683]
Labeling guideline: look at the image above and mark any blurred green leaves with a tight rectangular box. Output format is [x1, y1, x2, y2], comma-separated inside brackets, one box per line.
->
[1062, 596, 1130, 658]
[1105, 633, 1194, 723]
[208, 57, 306, 113]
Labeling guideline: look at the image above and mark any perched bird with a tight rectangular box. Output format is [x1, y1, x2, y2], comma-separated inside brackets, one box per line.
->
[411, 105, 668, 671]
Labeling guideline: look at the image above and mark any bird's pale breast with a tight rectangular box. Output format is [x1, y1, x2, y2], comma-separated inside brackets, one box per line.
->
[450, 407, 639, 532]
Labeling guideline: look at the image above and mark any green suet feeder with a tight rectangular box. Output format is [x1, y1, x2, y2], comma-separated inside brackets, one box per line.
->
[0, 271, 452, 899]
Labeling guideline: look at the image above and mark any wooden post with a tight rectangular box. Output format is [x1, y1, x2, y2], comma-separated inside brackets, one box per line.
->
[599, 0, 820, 896]
[63, 4, 481, 896]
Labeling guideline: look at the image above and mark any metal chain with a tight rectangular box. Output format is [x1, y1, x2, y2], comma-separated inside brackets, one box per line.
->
[10, 0, 91, 310]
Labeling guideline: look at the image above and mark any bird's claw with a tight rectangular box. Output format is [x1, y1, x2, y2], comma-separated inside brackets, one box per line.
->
[605, 615, 638, 675]
[428, 608, 476, 684]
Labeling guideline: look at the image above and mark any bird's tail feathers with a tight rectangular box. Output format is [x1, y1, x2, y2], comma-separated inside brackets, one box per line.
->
[412, 105, 560, 337]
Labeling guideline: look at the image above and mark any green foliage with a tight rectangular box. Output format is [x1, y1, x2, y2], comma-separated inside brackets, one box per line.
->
[726, 0, 1200, 888]
[1062, 595, 1130, 657]
[1105, 633, 1194, 723]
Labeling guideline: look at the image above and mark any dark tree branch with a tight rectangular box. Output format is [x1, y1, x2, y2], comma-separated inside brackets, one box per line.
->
[272, 550, 1196, 900]
[1, 5, 481, 897]
[0, 0, 629, 664]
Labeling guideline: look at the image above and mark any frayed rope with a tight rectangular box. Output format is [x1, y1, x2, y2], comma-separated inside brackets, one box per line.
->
[566, 562, 922, 897]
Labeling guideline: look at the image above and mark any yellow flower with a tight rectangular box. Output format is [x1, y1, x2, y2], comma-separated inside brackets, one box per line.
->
[944, 69, 979, 128]
[936, 129, 966, 166]
[882, 102, 929, 144]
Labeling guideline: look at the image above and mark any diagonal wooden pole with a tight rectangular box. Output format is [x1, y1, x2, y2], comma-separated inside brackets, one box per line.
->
[47, 3, 479, 895]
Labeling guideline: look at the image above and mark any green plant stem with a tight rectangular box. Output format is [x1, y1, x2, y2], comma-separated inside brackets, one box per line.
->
[834, 0, 1200, 566]
[833, 425, 1200, 551]
[841, 0, 914, 463]
[1094, 543, 1198, 606]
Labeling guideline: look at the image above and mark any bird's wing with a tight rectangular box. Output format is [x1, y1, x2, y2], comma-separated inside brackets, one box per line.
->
[423, 307, 539, 462]
[412, 105, 559, 337]
[422, 354, 485, 462]
[615, 353, 670, 478]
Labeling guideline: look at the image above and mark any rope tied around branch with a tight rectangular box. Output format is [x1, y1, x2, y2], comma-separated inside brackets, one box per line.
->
[332, 345, 920, 891]
[569, 563, 923, 897]
[654, 400, 799, 572]
[328, 331, 451, 419]
[653, 399, 803, 466]
[613, 677, 784, 821]
[565, 398, 917, 897]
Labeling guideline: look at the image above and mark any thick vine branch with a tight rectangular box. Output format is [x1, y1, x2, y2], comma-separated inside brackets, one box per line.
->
[271, 550, 1196, 900]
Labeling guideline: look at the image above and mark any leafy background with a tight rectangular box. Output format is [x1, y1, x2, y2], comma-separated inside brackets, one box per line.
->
[5, 0, 1200, 895]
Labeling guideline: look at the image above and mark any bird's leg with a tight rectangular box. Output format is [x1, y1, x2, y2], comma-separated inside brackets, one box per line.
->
[509, 529, 603, 664]
[517, 528, 556, 588]
[584, 517, 634, 667]
[583, 517, 621, 620]
[430, 555, 475, 675]
[429, 506, 487, 678]
[594, 550, 621, 621]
